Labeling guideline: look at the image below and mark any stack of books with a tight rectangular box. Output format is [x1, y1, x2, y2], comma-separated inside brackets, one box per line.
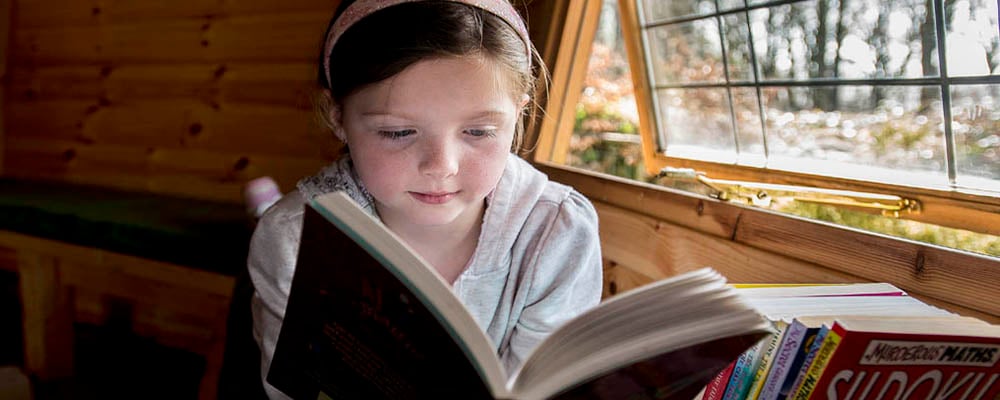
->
[700, 283, 1000, 400]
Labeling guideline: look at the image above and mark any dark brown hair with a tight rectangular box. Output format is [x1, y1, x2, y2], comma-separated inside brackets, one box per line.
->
[316, 1, 547, 150]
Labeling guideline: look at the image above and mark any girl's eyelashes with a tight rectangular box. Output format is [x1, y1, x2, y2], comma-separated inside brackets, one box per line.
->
[466, 128, 497, 138]
[375, 128, 499, 139]
[377, 129, 416, 139]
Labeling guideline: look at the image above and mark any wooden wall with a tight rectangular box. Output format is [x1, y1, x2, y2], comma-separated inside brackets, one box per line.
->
[3, 0, 342, 202]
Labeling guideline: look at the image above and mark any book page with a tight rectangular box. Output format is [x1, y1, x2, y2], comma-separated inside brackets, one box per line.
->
[511, 269, 773, 399]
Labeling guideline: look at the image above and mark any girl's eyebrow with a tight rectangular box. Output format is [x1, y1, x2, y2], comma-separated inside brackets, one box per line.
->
[359, 110, 511, 119]
[468, 110, 510, 120]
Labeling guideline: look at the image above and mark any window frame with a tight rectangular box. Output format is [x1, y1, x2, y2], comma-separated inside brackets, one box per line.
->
[532, 0, 1000, 238]
[525, 0, 999, 322]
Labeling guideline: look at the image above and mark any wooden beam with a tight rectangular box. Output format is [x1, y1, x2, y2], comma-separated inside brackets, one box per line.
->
[18, 251, 74, 380]
[532, 0, 601, 164]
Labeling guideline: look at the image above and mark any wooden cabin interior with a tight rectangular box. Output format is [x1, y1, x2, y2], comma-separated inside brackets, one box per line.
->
[0, 0, 997, 399]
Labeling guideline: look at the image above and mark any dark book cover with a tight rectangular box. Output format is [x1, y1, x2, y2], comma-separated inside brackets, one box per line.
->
[267, 206, 493, 399]
[549, 333, 768, 400]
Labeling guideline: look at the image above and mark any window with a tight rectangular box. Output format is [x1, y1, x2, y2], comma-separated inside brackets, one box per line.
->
[535, 0, 999, 256]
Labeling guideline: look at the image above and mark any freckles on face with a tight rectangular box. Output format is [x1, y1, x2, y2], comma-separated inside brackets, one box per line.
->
[337, 56, 521, 227]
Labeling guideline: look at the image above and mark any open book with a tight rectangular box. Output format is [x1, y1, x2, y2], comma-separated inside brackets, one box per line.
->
[266, 191, 773, 400]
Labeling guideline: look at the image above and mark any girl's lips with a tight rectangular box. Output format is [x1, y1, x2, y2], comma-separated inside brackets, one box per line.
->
[410, 191, 457, 204]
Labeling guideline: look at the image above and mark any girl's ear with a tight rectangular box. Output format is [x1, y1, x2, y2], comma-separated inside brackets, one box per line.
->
[327, 99, 348, 144]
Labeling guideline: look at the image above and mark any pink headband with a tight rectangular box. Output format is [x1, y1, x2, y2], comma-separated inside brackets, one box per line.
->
[322, 0, 532, 87]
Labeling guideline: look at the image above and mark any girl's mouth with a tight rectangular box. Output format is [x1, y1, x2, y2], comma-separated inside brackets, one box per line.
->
[410, 191, 457, 204]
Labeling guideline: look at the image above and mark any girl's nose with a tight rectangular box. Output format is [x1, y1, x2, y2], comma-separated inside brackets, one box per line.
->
[419, 138, 459, 179]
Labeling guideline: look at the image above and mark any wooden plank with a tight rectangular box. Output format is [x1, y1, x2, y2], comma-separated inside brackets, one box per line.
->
[520, 0, 567, 150]
[72, 288, 225, 354]
[18, 251, 74, 380]
[594, 200, 864, 284]
[7, 99, 328, 157]
[7, 63, 318, 108]
[17, 0, 336, 28]
[12, 12, 330, 65]
[0, 231, 236, 296]
[59, 261, 233, 315]
[533, 0, 598, 163]
[602, 259, 654, 298]
[540, 162, 741, 238]
[6, 137, 328, 201]
[734, 209, 1000, 319]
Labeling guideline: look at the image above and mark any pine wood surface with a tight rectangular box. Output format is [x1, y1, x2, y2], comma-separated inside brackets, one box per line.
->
[6, 137, 325, 201]
[6, 1, 340, 201]
[541, 163, 1000, 324]
[17, 0, 336, 28]
[13, 13, 330, 65]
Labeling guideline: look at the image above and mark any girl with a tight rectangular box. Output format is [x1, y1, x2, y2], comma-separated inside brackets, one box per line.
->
[247, 0, 603, 397]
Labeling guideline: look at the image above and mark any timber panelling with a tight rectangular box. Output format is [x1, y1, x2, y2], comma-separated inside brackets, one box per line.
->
[6, 0, 339, 202]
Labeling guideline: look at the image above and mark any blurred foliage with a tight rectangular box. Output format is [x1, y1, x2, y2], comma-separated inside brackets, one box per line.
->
[776, 202, 1000, 257]
[566, 40, 649, 181]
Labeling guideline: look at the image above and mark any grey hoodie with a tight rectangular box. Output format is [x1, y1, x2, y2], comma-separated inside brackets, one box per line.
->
[248, 154, 603, 398]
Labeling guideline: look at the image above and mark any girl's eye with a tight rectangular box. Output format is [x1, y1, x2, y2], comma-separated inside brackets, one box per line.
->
[466, 129, 496, 138]
[377, 129, 416, 139]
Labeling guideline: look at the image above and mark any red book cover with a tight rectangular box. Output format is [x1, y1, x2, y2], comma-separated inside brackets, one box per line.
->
[704, 360, 738, 400]
[805, 319, 1000, 400]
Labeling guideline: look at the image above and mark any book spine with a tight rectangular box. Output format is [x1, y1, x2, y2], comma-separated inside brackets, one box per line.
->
[704, 360, 738, 400]
[744, 321, 788, 400]
[790, 328, 843, 400]
[757, 321, 809, 400]
[722, 342, 765, 400]
[782, 326, 828, 400]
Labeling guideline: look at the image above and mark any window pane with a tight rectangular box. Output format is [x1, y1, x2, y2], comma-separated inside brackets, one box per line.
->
[565, 0, 646, 181]
[658, 88, 737, 163]
[641, 0, 715, 22]
[750, 0, 939, 81]
[731, 87, 767, 166]
[944, 0, 1000, 77]
[647, 19, 726, 85]
[951, 84, 1000, 191]
[762, 85, 948, 187]
[722, 13, 756, 83]
[718, 0, 747, 12]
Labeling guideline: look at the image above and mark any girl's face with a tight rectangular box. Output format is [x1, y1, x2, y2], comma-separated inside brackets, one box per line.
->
[339, 56, 521, 232]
